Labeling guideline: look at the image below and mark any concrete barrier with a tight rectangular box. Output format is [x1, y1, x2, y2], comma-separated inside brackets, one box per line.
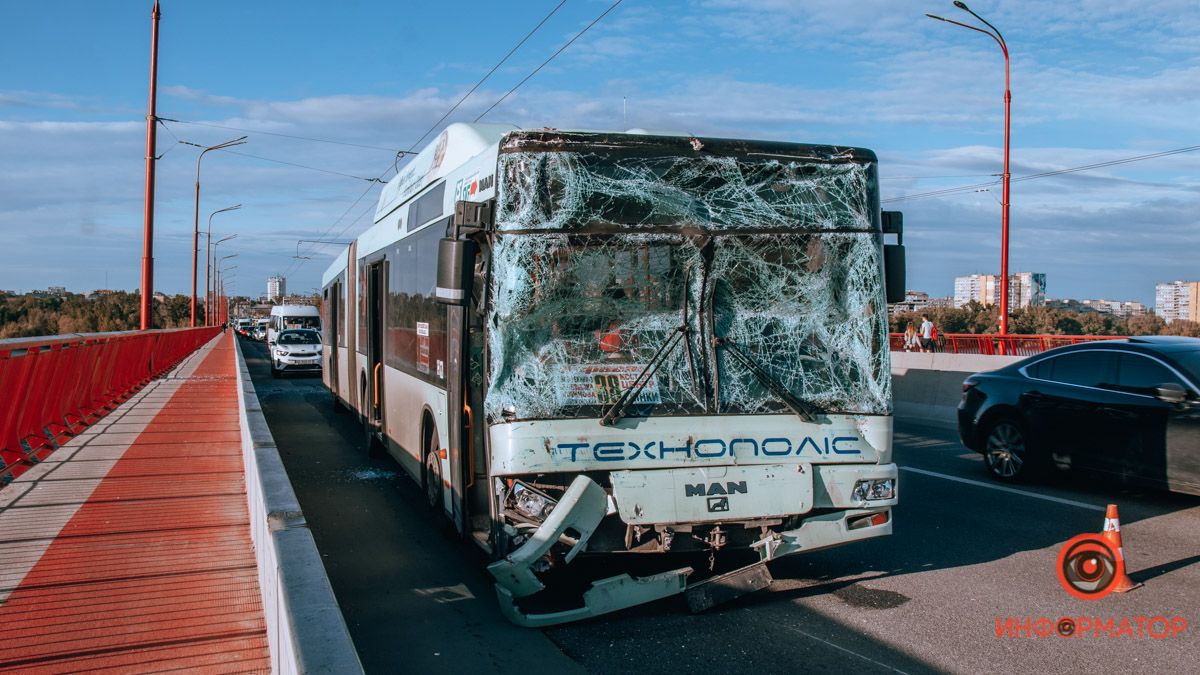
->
[890, 351, 1023, 429]
[233, 334, 364, 674]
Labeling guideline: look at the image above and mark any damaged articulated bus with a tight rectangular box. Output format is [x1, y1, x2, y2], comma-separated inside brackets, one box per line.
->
[320, 123, 907, 626]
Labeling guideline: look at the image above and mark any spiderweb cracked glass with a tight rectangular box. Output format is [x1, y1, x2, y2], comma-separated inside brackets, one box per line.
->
[484, 149, 890, 420]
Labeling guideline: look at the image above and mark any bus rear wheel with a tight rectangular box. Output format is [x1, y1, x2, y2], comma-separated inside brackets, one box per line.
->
[424, 429, 444, 513]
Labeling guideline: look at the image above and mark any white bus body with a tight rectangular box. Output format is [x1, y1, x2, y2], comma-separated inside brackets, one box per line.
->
[268, 304, 320, 345]
[321, 123, 904, 626]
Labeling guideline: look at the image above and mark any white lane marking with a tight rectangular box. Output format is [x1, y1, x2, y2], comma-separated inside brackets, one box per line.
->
[899, 466, 1106, 512]
[771, 615, 911, 675]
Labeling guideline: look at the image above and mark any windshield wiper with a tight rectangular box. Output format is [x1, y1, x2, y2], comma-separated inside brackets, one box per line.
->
[599, 325, 686, 426]
[599, 259, 704, 427]
[713, 336, 824, 423]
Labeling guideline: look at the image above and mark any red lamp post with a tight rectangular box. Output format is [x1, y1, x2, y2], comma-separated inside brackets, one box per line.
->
[138, 1, 161, 330]
[928, 1, 1012, 335]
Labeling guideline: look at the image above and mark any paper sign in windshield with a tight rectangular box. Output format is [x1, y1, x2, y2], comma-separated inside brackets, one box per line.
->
[559, 364, 662, 406]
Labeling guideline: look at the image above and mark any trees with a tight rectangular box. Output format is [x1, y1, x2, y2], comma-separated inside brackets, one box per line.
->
[0, 291, 202, 339]
[890, 303, 1177, 338]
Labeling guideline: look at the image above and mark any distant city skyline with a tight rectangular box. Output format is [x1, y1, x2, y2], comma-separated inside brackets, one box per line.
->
[1, 2, 1197, 304]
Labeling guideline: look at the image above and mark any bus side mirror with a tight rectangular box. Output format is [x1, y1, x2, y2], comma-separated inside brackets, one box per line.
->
[884, 244, 906, 304]
[436, 238, 478, 305]
[881, 210, 905, 304]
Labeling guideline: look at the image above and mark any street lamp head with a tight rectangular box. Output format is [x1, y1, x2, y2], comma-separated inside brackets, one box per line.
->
[212, 136, 248, 151]
[953, 1, 970, 10]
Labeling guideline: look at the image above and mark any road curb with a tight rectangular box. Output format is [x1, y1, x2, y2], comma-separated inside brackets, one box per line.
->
[233, 332, 364, 674]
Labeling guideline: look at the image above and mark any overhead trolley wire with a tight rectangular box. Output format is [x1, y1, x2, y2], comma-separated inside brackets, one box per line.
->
[281, 181, 379, 278]
[158, 117, 402, 152]
[881, 144, 1200, 203]
[159, 119, 384, 183]
[474, 0, 625, 123]
[290, 0, 585, 272]
[403, 0, 569, 155]
[216, 148, 386, 183]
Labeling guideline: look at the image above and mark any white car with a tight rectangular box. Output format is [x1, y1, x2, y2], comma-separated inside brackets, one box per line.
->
[270, 329, 323, 377]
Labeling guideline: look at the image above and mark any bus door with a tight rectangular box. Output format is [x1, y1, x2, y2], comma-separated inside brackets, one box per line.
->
[326, 280, 341, 399]
[366, 259, 386, 434]
[346, 243, 359, 412]
[440, 205, 491, 539]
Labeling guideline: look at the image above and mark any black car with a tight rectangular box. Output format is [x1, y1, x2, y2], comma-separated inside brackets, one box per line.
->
[958, 336, 1200, 495]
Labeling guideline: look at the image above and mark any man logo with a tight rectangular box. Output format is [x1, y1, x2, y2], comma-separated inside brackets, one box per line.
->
[707, 496, 730, 513]
[684, 481, 748, 497]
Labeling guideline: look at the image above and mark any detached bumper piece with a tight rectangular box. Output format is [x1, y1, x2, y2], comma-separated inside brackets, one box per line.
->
[488, 475, 608, 597]
[496, 568, 693, 628]
[684, 561, 773, 613]
[489, 475, 693, 627]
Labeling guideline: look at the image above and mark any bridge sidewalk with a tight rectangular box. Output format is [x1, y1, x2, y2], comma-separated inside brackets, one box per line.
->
[0, 331, 270, 673]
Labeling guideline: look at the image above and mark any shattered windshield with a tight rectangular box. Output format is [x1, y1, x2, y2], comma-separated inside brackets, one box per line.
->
[485, 141, 890, 421]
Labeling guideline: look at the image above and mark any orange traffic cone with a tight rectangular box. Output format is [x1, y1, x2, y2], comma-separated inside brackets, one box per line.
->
[1101, 504, 1142, 593]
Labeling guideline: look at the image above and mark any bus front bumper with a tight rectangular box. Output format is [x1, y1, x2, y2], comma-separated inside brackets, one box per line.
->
[488, 463, 896, 627]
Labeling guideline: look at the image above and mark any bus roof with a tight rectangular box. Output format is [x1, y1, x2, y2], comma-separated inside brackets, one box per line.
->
[374, 122, 516, 223]
[321, 244, 349, 288]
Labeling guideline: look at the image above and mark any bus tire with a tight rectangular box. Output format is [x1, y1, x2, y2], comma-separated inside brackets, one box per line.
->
[424, 428, 444, 514]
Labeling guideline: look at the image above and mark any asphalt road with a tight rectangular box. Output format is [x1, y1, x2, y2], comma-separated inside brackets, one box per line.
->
[241, 336, 1200, 674]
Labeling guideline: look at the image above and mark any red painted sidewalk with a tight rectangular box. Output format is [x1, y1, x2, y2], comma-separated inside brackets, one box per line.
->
[0, 332, 269, 673]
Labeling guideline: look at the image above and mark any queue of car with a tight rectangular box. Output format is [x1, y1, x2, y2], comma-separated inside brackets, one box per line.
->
[233, 310, 324, 378]
[957, 336, 1200, 496]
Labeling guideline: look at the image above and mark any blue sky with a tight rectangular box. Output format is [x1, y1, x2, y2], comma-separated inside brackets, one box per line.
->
[1, 0, 1196, 304]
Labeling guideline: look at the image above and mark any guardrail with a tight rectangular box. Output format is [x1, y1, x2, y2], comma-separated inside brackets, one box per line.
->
[0, 327, 221, 484]
[232, 335, 363, 674]
[889, 333, 1125, 356]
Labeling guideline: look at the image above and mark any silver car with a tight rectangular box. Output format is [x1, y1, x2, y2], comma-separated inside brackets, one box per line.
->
[270, 329, 323, 377]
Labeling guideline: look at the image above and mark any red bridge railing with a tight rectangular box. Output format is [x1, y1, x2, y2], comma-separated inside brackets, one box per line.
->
[0, 327, 221, 484]
[889, 333, 1125, 356]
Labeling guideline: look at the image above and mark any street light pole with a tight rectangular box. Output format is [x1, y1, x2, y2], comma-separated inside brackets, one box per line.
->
[208, 233, 238, 325]
[217, 260, 238, 327]
[211, 245, 237, 325]
[186, 137, 246, 326]
[928, 1, 1012, 335]
[204, 205, 240, 323]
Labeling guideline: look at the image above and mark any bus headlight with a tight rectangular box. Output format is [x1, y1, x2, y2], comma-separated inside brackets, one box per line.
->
[852, 478, 894, 502]
[512, 481, 557, 522]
